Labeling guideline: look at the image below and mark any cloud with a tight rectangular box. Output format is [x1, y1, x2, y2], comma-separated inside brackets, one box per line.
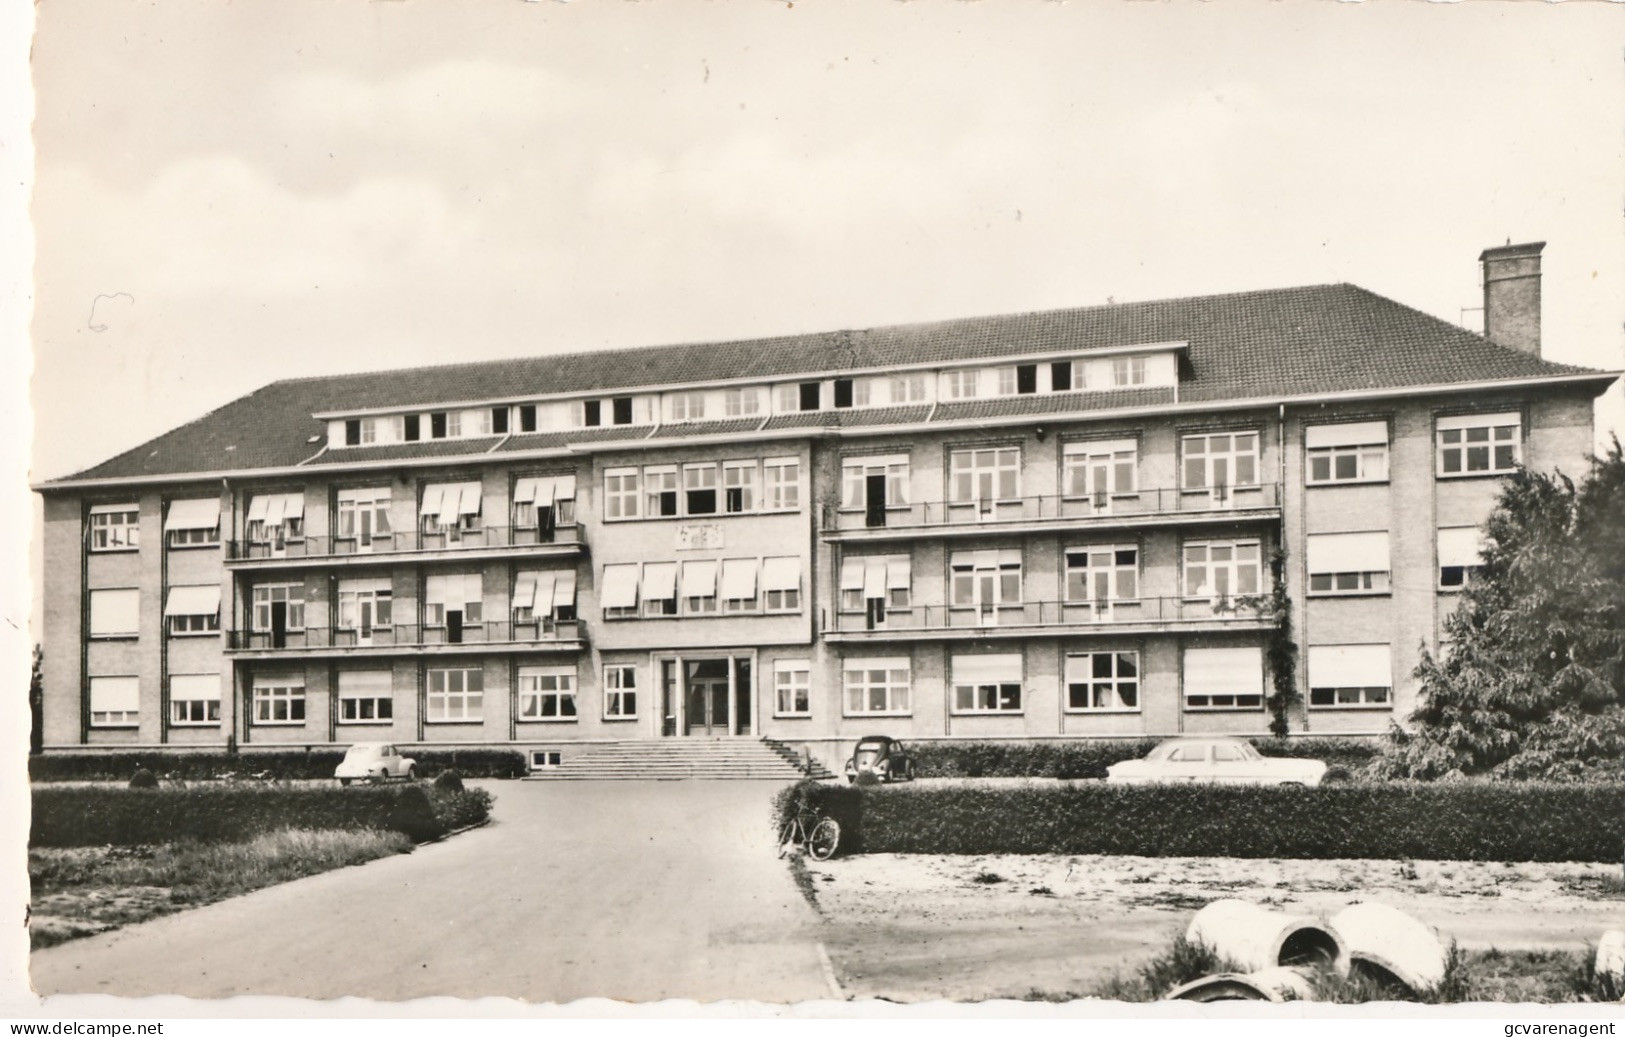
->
[270, 60, 573, 139]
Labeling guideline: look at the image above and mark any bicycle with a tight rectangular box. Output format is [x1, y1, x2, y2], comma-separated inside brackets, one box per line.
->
[778, 803, 840, 861]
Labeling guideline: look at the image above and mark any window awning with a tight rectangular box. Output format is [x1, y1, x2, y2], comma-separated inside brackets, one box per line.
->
[862, 558, 887, 599]
[1306, 421, 1388, 449]
[512, 478, 543, 505]
[164, 498, 220, 532]
[719, 558, 757, 600]
[89, 589, 139, 634]
[422, 482, 482, 522]
[89, 502, 137, 516]
[1306, 531, 1391, 574]
[886, 556, 912, 589]
[952, 653, 1021, 684]
[248, 493, 303, 526]
[553, 475, 576, 500]
[1308, 644, 1392, 688]
[513, 572, 540, 610]
[1438, 527, 1487, 568]
[840, 557, 865, 591]
[601, 564, 641, 609]
[643, 562, 678, 600]
[1184, 647, 1264, 697]
[338, 577, 391, 595]
[761, 556, 801, 592]
[337, 670, 391, 695]
[426, 573, 482, 607]
[170, 674, 221, 701]
[90, 676, 140, 711]
[1063, 438, 1136, 456]
[164, 585, 221, 617]
[842, 454, 909, 471]
[552, 569, 577, 610]
[680, 560, 718, 598]
[1438, 411, 1519, 432]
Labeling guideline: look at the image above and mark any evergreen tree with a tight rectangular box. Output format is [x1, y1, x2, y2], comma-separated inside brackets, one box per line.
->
[1371, 438, 1625, 781]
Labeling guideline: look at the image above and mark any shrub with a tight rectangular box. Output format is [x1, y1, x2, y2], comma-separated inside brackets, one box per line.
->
[775, 781, 1625, 862]
[903, 738, 1378, 781]
[432, 769, 465, 792]
[127, 768, 158, 790]
[31, 784, 493, 847]
[29, 748, 527, 782]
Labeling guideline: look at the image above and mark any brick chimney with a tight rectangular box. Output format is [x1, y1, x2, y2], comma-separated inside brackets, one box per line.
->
[1479, 241, 1544, 356]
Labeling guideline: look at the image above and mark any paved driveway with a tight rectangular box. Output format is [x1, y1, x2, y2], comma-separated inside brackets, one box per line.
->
[31, 780, 835, 1004]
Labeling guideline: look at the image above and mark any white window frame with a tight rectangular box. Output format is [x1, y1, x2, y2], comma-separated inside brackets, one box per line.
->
[89, 588, 140, 639]
[604, 467, 640, 520]
[843, 658, 911, 716]
[840, 455, 910, 511]
[89, 675, 140, 728]
[1182, 539, 1263, 600]
[1063, 441, 1137, 501]
[168, 674, 221, 726]
[723, 387, 761, 417]
[951, 654, 1023, 715]
[949, 446, 1020, 504]
[424, 573, 484, 627]
[840, 555, 911, 613]
[517, 665, 577, 722]
[1307, 644, 1393, 709]
[1306, 422, 1390, 485]
[337, 670, 394, 724]
[683, 463, 719, 516]
[1437, 412, 1521, 477]
[995, 367, 1018, 396]
[773, 659, 812, 717]
[1307, 531, 1392, 596]
[337, 579, 394, 630]
[168, 612, 219, 636]
[762, 457, 801, 511]
[251, 583, 307, 632]
[1183, 646, 1266, 711]
[426, 666, 484, 723]
[850, 379, 873, 407]
[1065, 652, 1141, 712]
[1065, 545, 1140, 605]
[761, 556, 802, 612]
[950, 549, 1023, 613]
[668, 391, 707, 422]
[253, 679, 307, 726]
[722, 461, 757, 514]
[89, 505, 140, 552]
[336, 488, 393, 542]
[604, 665, 638, 719]
[943, 369, 980, 400]
[1181, 431, 1261, 491]
[644, 465, 679, 517]
[888, 374, 927, 403]
[1112, 356, 1147, 386]
[1437, 526, 1487, 590]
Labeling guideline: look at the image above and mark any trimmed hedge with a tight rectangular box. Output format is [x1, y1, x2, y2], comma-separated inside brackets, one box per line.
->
[776, 780, 1625, 862]
[31, 784, 493, 847]
[28, 747, 527, 782]
[906, 738, 1380, 780]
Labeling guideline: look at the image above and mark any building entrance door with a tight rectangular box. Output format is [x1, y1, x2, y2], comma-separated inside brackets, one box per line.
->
[684, 659, 730, 736]
[659, 654, 756, 737]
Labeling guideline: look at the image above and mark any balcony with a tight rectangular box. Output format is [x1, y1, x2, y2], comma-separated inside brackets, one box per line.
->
[820, 484, 1280, 541]
[822, 595, 1278, 642]
[224, 619, 584, 659]
[224, 523, 585, 570]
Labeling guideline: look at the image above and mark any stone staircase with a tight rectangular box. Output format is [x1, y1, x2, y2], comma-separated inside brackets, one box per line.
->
[522, 737, 836, 781]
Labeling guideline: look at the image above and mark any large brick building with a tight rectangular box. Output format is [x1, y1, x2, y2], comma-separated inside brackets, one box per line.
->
[34, 243, 1619, 772]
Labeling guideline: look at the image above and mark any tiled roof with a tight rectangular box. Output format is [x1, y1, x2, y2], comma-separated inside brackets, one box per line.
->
[932, 388, 1174, 422]
[302, 438, 504, 465]
[760, 405, 935, 431]
[48, 283, 1612, 484]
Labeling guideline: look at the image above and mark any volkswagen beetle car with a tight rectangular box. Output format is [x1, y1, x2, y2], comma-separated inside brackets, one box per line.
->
[844, 735, 914, 784]
[1105, 737, 1326, 786]
[335, 742, 418, 785]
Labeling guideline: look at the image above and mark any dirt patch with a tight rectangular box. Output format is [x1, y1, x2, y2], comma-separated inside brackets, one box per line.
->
[806, 853, 1625, 1002]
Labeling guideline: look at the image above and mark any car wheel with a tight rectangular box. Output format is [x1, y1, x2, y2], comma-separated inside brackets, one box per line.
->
[406, 766, 418, 780]
[339, 778, 351, 787]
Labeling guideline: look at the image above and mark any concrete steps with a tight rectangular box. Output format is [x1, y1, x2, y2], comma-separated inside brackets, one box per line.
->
[523, 737, 836, 781]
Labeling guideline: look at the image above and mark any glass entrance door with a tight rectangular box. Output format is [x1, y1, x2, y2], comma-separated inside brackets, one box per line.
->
[684, 658, 730, 736]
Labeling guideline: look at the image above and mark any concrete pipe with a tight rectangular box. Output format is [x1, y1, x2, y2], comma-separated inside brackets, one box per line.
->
[1594, 930, 1625, 1000]
[1164, 967, 1318, 1003]
[1329, 902, 1448, 996]
[1186, 898, 1348, 975]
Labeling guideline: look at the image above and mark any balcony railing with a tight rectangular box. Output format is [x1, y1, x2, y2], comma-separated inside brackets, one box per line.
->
[225, 619, 583, 652]
[224, 523, 583, 563]
[822, 484, 1280, 535]
[825, 595, 1277, 636]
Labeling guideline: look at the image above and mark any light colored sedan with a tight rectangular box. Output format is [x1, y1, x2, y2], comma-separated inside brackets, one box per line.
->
[1105, 737, 1326, 786]
[336, 742, 418, 785]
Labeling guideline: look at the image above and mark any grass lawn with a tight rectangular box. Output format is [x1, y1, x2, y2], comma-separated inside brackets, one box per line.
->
[30, 828, 414, 949]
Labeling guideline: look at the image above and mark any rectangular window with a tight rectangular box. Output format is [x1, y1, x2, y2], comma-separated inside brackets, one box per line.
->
[419, 482, 482, 534]
[1050, 361, 1073, 392]
[1308, 644, 1393, 708]
[492, 407, 509, 435]
[641, 562, 679, 617]
[336, 488, 392, 543]
[680, 559, 719, 614]
[1438, 526, 1486, 589]
[604, 665, 638, 718]
[943, 369, 979, 400]
[1063, 440, 1137, 501]
[1069, 361, 1089, 390]
[774, 659, 812, 716]
[404, 413, 422, 441]
[518, 666, 577, 721]
[338, 669, 394, 723]
[251, 583, 306, 631]
[1183, 540, 1263, 599]
[1065, 546, 1139, 603]
[430, 412, 448, 439]
[89, 588, 140, 638]
[889, 374, 927, 403]
[843, 657, 911, 715]
[952, 653, 1023, 714]
[722, 461, 757, 513]
[949, 447, 1020, 503]
[163, 585, 221, 636]
[797, 382, 821, 411]
[950, 549, 1022, 611]
[1015, 364, 1038, 394]
[995, 367, 1018, 396]
[1306, 421, 1389, 484]
[644, 466, 679, 517]
[253, 678, 307, 725]
[684, 463, 718, 515]
[841, 455, 910, 512]
[582, 400, 602, 427]
[1112, 356, 1147, 386]
[761, 556, 802, 612]
[337, 578, 394, 631]
[1184, 646, 1264, 710]
[839, 555, 911, 618]
[1307, 531, 1391, 595]
[669, 392, 706, 422]
[518, 405, 536, 433]
[605, 468, 640, 520]
[720, 557, 760, 612]
[851, 379, 872, 407]
[600, 563, 641, 618]
[1438, 412, 1521, 476]
[345, 419, 361, 446]
[164, 498, 220, 547]
[168, 674, 221, 726]
[612, 397, 634, 425]
[1065, 652, 1140, 712]
[89, 504, 140, 551]
[245, 494, 306, 545]
[447, 411, 465, 437]
[426, 667, 483, 722]
[723, 387, 761, 417]
[833, 378, 854, 409]
[1182, 432, 1260, 496]
[89, 675, 140, 727]
[762, 458, 801, 511]
[425, 573, 483, 627]
[362, 417, 384, 444]
[512, 569, 577, 626]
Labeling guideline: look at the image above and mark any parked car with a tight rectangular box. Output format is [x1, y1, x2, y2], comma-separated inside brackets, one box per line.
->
[335, 742, 418, 785]
[1105, 737, 1327, 786]
[845, 735, 914, 784]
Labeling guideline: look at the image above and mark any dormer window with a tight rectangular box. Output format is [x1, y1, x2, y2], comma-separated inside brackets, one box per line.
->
[798, 382, 821, 412]
[404, 414, 422, 441]
[430, 412, 448, 439]
[492, 407, 509, 435]
[944, 370, 979, 400]
[345, 419, 361, 446]
[583, 400, 602, 427]
[519, 405, 537, 433]
[1016, 365, 1038, 394]
[612, 397, 634, 425]
[1113, 357, 1147, 386]
[1050, 361, 1072, 391]
[834, 379, 854, 409]
[725, 388, 761, 417]
[996, 367, 1018, 395]
[669, 392, 706, 422]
